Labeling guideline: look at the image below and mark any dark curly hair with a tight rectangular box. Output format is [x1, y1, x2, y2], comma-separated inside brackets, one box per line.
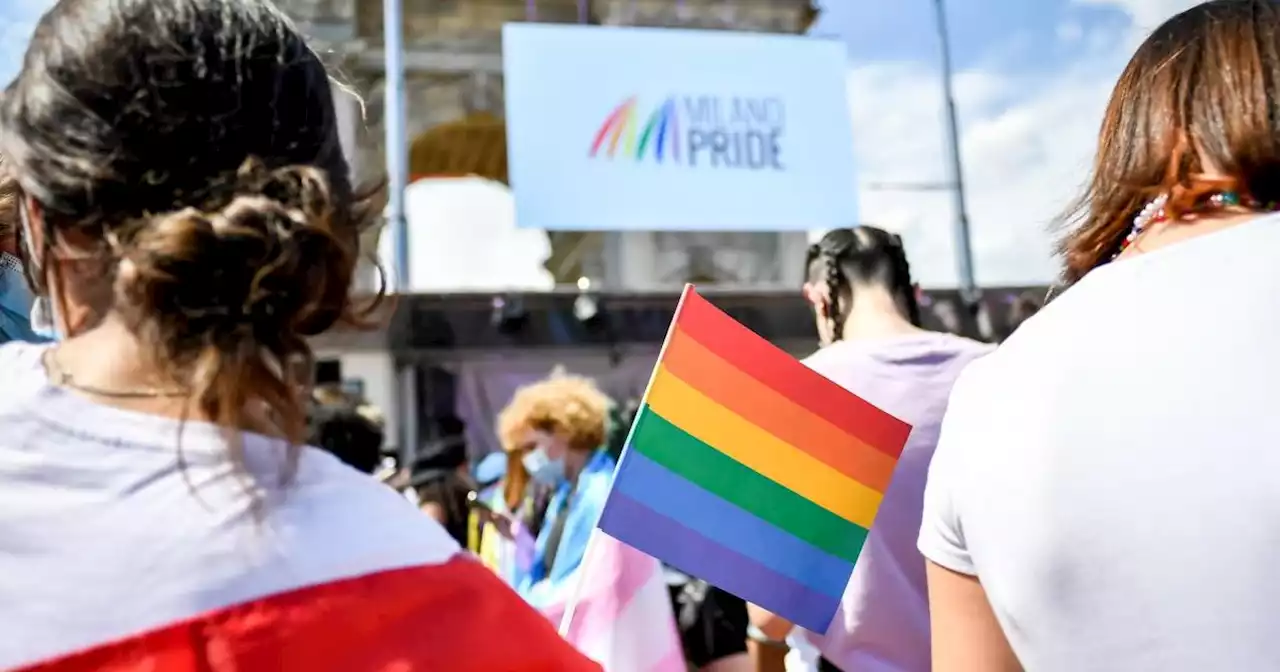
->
[0, 0, 382, 463]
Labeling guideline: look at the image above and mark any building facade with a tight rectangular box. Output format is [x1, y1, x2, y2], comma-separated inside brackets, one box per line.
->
[282, 0, 828, 458]
[280, 0, 821, 291]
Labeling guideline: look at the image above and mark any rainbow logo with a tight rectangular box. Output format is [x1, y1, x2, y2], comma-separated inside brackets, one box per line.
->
[589, 97, 681, 164]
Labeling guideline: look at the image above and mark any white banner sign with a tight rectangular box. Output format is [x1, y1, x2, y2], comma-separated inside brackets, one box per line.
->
[502, 23, 858, 231]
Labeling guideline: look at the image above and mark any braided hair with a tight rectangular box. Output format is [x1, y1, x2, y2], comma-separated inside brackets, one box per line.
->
[804, 226, 922, 341]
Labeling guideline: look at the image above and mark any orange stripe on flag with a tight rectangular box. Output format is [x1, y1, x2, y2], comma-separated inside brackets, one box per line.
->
[675, 289, 912, 459]
[663, 326, 898, 492]
[18, 557, 601, 672]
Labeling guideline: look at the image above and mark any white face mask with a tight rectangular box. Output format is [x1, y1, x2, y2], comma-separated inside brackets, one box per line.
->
[19, 200, 62, 341]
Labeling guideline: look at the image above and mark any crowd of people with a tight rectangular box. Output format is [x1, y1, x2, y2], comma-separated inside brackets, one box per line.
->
[0, 0, 1278, 669]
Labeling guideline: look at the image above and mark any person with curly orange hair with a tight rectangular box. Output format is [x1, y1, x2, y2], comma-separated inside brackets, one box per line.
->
[492, 372, 617, 608]
[0, 165, 46, 344]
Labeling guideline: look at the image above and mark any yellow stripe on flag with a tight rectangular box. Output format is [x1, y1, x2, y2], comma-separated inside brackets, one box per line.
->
[646, 366, 884, 528]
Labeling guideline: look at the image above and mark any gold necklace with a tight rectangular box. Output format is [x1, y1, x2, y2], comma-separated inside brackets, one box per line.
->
[43, 349, 189, 399]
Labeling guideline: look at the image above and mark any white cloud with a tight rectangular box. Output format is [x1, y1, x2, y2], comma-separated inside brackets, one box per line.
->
[835, 8, 1174, 287]
[841, 63, 1105, 286]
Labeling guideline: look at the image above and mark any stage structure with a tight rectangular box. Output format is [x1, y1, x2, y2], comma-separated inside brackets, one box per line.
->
[309, 285, 1046, 460]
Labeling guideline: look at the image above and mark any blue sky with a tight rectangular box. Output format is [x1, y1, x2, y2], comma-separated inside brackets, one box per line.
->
[0, 0, 1198, 286]
[809, 0, 1195, 285]
[822, 0, 1124, 71]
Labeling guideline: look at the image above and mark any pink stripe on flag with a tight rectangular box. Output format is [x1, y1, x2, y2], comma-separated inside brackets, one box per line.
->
[562, 534, 653, 643]
[544, 532, 684, 672]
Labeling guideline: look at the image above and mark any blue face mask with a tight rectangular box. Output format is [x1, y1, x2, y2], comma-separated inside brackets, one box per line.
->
[522, 446, 567, 487]
[0, 252, 47, 344]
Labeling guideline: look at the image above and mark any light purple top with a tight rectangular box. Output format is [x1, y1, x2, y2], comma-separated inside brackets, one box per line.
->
[801, 331, 992, 671]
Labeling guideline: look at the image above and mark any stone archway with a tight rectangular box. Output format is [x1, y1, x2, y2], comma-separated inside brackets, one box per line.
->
[409, 112, 508, 183]
[405, 113, 592, 284]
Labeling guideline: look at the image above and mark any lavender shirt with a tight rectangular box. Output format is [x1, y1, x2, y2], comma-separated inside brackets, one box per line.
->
[801, 332, 992, 671]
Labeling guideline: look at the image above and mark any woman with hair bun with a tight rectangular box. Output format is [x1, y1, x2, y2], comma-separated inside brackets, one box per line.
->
[0, 0, 596, 669]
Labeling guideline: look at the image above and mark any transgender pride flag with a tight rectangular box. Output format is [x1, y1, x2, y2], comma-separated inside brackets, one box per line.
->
[544, 532, 686, 672]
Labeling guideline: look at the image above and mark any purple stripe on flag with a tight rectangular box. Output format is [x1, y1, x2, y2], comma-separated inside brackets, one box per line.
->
[611, 450, 852, 599]
[599, 491, 841, 633]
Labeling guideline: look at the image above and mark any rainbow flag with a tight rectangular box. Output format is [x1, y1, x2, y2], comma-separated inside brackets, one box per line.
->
[597, 286, 912, 634]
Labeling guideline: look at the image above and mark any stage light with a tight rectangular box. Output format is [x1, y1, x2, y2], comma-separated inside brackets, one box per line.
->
[573, 276, 602, 325]
[490, 294, 528, 334]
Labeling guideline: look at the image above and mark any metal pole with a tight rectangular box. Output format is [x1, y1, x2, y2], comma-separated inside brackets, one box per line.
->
[384, 0, 410, 292]
[398, 363, 419, 466]
[383, 0, 413, 459]
[931, 0, 978, 305]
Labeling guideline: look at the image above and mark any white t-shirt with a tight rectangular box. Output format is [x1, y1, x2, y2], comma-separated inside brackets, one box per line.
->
[0, 342, 459, 669]
[919, 214, 1280, 671]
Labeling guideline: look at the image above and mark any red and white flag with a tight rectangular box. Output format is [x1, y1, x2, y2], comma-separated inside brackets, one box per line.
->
[14, 556, 600, 672]
[0, 439, 599, 671]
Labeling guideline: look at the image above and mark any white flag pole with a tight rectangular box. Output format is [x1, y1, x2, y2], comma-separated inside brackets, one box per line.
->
[557, 285, 695, 637]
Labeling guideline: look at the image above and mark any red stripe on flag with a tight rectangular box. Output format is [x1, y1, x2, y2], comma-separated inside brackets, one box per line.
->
[17, 556, 601, 672]
[675, 288, 912, 459]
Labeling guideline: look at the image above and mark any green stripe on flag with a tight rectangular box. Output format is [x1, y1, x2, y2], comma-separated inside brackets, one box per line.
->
[631, 406, 869, 563]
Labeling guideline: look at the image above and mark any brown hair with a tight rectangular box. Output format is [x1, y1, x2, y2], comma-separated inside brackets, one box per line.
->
[1058, 0, 1280, 283]
[0, 0, 381, 462]
[496, 373, 611, 509]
